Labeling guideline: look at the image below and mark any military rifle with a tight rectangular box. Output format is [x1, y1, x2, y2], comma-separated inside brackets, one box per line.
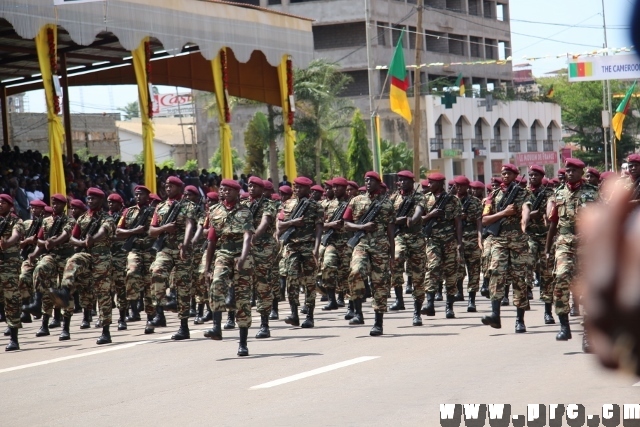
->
[122, 206, 155, 252]
[279, 197, 310, 245]
[393, 185, 420, 237]
[482, 177, 523, 238]
[320, 197, 351, 246]
[422, 186, 456, 238]
[151, 198, 184, 253]
[20, 217, 43, 260]
[347, 193, 390, 249]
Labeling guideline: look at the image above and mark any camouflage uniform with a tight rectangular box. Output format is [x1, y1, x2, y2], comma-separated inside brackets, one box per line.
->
[390, 190, 427, 301]
[33, 215, 75, 316]
[321, 198, 352, 295]
[110, 210, 127, 310]
[484, 187, 531, 307]
[280, 198, 324, 310]
[457, 195, 483, 292]
[345, 193, 394, 312]
[60, 211, 115, 325]
[0, 214, 25, 329]
[423, 193, 462, 296]
[149, 198, 197, 320]
[119, 205, 156, 317]
[526, 186, 555, 302]
[18, 218, 41, 300]
[550, 183, 598, 315]
[208, 202, 254, 327]
[243, 197, 277, 315]
[191, 206, 208, 304]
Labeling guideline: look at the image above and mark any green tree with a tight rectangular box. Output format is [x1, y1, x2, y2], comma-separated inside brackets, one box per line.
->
[158, 158, 176, 169]
[243, 111, 272, 177]
[183, 159, 199, 172]
[346, 110, 372, 183]
[381, 140, 413, 172]
[118, 101, 139, 120]
[209, 146, 245, 175]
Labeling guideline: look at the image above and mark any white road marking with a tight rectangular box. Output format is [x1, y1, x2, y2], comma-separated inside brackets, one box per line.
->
[250, 356, 380, 390]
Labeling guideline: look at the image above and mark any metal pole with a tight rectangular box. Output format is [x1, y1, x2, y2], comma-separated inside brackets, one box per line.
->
[60, 54, 74, 159]
[365, 0, 378, 173]
[412, 0, 425, 177]
[602, 0, 614, 171]
[0, 86, 8, 147]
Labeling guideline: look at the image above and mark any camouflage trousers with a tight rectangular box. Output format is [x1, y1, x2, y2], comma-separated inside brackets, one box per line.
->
[321, 239, 351, 294]
[1, 252, 23, 329]
[60, 251, 113, 324]
[194, 250, 208, 305]
[278, 247, 287, 277]
[150, 248, 192, 320]
[33, 254, 66, 316]
[481, 235, 493, 277]
[125, 249, 155, 316]
[553, 236, 579, 316]
[112, 252, 127, 309]
[424, 238, 458, 295]
[252, 238, 278, 315]
[210, 253, 253, 328]
[528, 234, 554, 303]
[488, 231, 529, 308]
[284, 244, 317, 310]
[458, 236, 482, 292]
[393, 234, 426, 302]
[19, 259, 35, 300]
[348, 239, 390, 313]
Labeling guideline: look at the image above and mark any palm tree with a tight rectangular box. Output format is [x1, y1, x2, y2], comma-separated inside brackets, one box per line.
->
[118, 101, 139, 120]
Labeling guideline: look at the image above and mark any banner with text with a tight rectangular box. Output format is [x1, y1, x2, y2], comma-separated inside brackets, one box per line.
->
[568, 55, 640, 82]
[515, 151, 558, 167]
[152, 93, 194, 117]
[54, 0, 104, 5]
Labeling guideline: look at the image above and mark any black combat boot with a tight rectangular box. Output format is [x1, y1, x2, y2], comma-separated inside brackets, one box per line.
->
[300, 304, 308, 315]
[96, 325, 112, 345]
[515, 307, 526, 333]
[3, 327, 9, 336]
[49, 308, 61, 328]
[422, 292, 436, 316]
[454, 279, 465, 302]
[467, 291, 477, 312]
[569, 295, 581, 316]
[5, 327, 19, 351]
[80, 308, 91, 329]
[250, 288, 257, 307]
[336, 292, 345, 307]
[322, 288, 339, 311]
[370, 312, 383, 336]
[445, 294, 456, 319]
[301, 307, 314, 328]
[237, 327, 249, 357]
[73, 291, 82, 313]
[164, 299, 178, 313]
[224, 311, 236, 330]
[435, 283, 444, 301]
[117, 309, 127, 331]
[389, 286, 405, 311]
[50, 286, 70, 309]
[544, 303, 555, 324]
[23, 292, 42, 316]
[480, 277, 490, 298]
[344, 300, 355, 320]
[405, 277, 413, 295]
[59, 316, 71, 341]
[279, 276, 286, 301]
[126, 300, 141, 322]
[203, 303, 213, 322]
[171, 318, 190, 340]
[144, 313, 155, 334]
[349, 299, 364, 325]
[256, 314, 271, 338]
[413, 300, 423, 326]
[527, 287, 534, 300]
[36, 314, 50, 337]
[20, 298, 32, 323]
[204, 311, 223, 340]
[556, 314, 572, 341]
[501, 285, 510, 306]
[269, 298, 279, 320]
[225, 286, 236, 310]
[138, 292, 145, 313]
[364, 278, 372, 299]
[284, 304, 300, 327]
[151, 306, 166, 327]
[194, 303, 205, 325]
[481, 300, 501, 329]
[189, 298, 197, 318]
[0, 303, 5, 323]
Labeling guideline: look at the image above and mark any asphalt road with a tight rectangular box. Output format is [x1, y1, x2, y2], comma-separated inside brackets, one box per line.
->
[1, 295, 638, 426]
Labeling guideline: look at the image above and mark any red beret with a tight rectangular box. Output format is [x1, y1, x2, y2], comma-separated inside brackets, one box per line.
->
[397, 170, 414, 179]
[279, 185, 292, 195]
[516, 176, 526, 183]
[206, 192, 219, 201]
[248, 176, 264, 187]
[271, 193, 282, 201]
[558, 168, 566, 174]
[184, 185, 200, 196]
[469, 181, 485, 189]
[294, 176, 313, 187]
[347, 181, 359, 189]
[627, 154, 640, 163]
[107, 193, 124, 204]
[358, 186, 366, 192]
[601, 171, 616, 180]
[262, 180, 274, 191]
[381, 182, 388, 189]
[542, 178, 550, 185]
[491, 177, 503, 184]
[324, 180, 334, 187]
[529, 165, 545, 175]
[134, 185, 151, 194]
[565, 158, 585, 169]
[240, 191, 249, 199]
[87, 187, 105, 198]
[333, 177, 349, 187]
[44, 206, 53, 214]
[364, 171, 381, 182]
[220, 179, 242, 190]
[486, 184, 493, 191]
[420, 179, 430, 187]
[149, 193, 162, 202]
[501, 163, 519, 174]
[427, 172, 445, 182]
[70, 199, 86, 210]
[51, 193, 67, 203]
[311, 185, 324, 193]
[166, 176, 184, 187]
[453, 176, 470, 186]
[0, 194, 14, 205]
[448, 180, 455, 186]
[551, 178, 560, 184]
[30, 199, 47, 208]
[586, 167, 601, 177]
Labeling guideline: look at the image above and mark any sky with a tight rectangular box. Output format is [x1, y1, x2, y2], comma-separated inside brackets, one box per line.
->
[17, 0, 637, 115]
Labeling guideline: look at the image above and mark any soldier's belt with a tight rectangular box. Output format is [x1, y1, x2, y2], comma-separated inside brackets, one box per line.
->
[558, 226, 575, 235]
[500, 223, 521, 233]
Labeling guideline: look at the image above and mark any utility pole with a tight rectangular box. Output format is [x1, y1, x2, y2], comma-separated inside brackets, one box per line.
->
[412, 0, 425, 177]
[364, 0, 380, 173]
[602, 0, 614, 171]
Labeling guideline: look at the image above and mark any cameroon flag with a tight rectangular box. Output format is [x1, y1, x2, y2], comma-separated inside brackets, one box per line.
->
[612, 80, 637, 140]
[455, 73, 465, 97]
[389, 31, 412, 123]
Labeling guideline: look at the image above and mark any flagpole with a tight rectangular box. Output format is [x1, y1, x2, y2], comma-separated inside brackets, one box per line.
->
[365, 0, 380, 174]
[412, 0, 424, 178]
[602, 0, 614, 171]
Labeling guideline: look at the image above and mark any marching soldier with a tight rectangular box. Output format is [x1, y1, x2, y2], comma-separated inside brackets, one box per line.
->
[481, 165, 531, 332]
[347, 181, 359, 198]
[18, 199, 46, 324]
[470, 181, 486, 200]
[421, 173, 463, 319]
[107, 193, 127, 331]
[545, 158, 598, 341]
[279, 185, 293, 203]
[184, 185, 205, 319]
[202, 179, 254, 356]
[277, 177, 323, 329]
[69, 199, 87, 220]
